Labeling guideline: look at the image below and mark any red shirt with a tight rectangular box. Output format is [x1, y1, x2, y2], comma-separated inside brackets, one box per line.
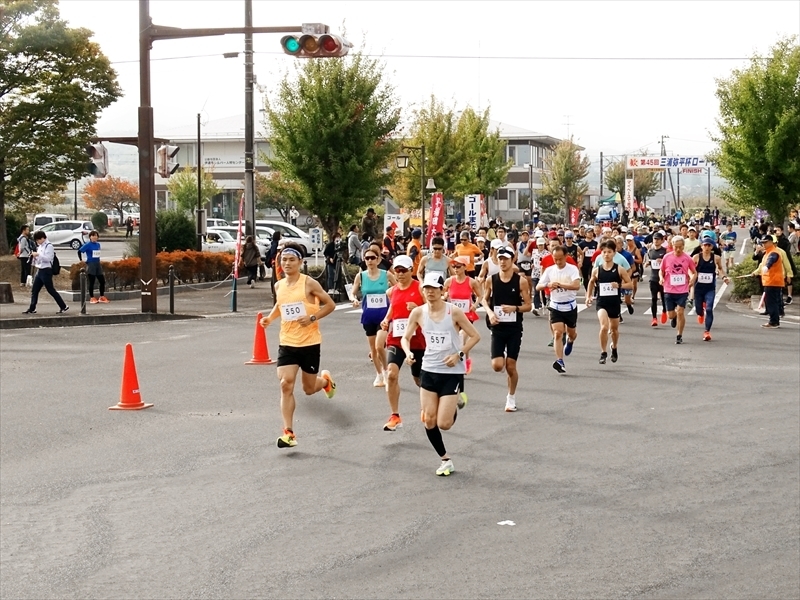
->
[387, 281, 426, 349]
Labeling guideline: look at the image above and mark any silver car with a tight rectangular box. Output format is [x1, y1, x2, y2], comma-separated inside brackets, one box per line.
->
[36, 220, 93, 250]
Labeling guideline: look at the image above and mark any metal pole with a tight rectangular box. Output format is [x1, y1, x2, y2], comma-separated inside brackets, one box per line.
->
[599, 151, 603, 196]
[420, 143, 425, 238]
[707, 166, 711, 208]
[80, 268, 87, 314]
[244, 0, 255, 237]
[138, 0, 157, 312]
[168, 265, 175, 314]
[73, 180, 78, 220]
[196, 112, 203, 251]
[677, 168, 681, 211]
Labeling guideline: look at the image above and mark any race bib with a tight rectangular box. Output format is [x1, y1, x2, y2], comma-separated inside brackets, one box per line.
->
[91, 250, 101, 259]
[670, 273, 686, 286]
[392, 318, 409, 337]
[425, 330, 451, 351]
[650, 259, 662, 270]
[281, 301, 307, 321]
[493, 306, 516, 322]
[599, 282, 617, 296]
[451, 299, 470, 312]
[365, 294, 387, 308]
[697, 272, 713, 284]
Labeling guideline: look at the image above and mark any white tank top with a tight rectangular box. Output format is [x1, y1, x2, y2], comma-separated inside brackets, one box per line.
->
[420, 303, 465, 374]
[485, 257, 501, 277]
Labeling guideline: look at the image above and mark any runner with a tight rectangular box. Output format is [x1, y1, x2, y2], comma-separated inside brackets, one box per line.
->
[693, 238, 730, 341]
[529, 236, 549, 316]
[443, 256, 482, 374]
[379, 255, 426, 431]
[259, 243, 336, 448]
[477, 238, 503, 282]
[406, 228, 423, 279]
[352, 248, 397, 386]
[402, 273, 481, 476]
[625, 234, 643, 303]
[418, 236, 452, 281]
[483, 246, 532, 412]
[647, 231, 669, 326]
[453, 230, 483, 277]
[585, 240, 634, 364]
[578, 228, 598, 292]
[537, 246, 582, 373]
[659, 235, 698, 344]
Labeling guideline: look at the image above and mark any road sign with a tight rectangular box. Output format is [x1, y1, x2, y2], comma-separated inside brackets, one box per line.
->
[309, 227, 323, 251]
[384, 214, 404, 233]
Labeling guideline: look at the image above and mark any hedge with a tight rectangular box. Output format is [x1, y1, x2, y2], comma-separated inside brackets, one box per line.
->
[729, 256, 800, 300]
[69, 250, 235, 290]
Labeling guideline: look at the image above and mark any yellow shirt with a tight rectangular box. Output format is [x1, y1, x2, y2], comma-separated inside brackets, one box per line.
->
[277, 274, 321, 347]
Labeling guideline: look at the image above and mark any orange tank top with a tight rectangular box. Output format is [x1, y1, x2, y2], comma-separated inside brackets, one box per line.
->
[276, 274, 321, 347]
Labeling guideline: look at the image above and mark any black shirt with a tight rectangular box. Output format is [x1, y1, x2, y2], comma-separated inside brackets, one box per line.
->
[488, 272, 523, 330]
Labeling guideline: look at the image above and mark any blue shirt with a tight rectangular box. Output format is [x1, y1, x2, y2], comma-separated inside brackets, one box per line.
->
[594, 252, 631, 270]
[721, 231, 737, 251]
[79, 241, 102, 263]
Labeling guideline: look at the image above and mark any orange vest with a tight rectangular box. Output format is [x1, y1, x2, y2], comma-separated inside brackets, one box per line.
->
[760, 250, 785, 287]
[407, 239, 422, 276]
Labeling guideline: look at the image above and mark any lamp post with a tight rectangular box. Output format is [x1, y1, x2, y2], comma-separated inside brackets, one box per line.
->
[396, 144, 436, 238]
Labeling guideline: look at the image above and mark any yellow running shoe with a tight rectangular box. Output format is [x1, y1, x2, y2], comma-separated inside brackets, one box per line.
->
[276, 429, 297, 448]
[321, 370, 336, 399]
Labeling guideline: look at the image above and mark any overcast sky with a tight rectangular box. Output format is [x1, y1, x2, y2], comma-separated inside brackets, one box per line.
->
[59, 0, 799, 164]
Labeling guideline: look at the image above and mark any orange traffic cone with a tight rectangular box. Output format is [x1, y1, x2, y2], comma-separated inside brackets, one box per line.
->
[246, 312, 276, 365]
[109, 343, 154, 410]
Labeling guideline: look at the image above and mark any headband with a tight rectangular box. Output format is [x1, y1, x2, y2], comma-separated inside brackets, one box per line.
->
[282, 248, 302, 259]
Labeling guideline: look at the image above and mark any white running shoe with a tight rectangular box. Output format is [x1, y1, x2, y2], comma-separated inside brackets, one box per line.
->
[505, 396, 517, 412]
[436, 459, 455, 476]
[373, 372, 385, 387]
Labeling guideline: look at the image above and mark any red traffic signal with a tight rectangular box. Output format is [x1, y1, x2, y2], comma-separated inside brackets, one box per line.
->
[280, 33, 351, 58]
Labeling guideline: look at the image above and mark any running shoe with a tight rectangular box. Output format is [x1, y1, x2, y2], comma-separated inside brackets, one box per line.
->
[619, 315, 624, 324]
[676, 335, 683, 344]
[761, 323, 780, 329]
[505, 396, 517, 412]
[703, 331, 711, 341]
[686, 299, 694, 310]
[627, 303, 634, 315]
[697, 314, 704, 325]
[599, 352, 607, 364]
[321, 370, 336, 398]
[564, 338, 574, 356]
[660, 311, 667, 324]
[373, 373, 385, 387]
[465, 358, 472, 375]
[57, 306, 70, 314]
[89, 297, 99, 304]
[384, 414, 403, 431]
[651, 318, 658, 327]
[276, 429, 297, 448]
[436, 459, 455, 476]
[786, 296, 793, 305]
[611, 347, 618, 363]
[458, 392, 468, 409]
[99, 296, 110, 303]
[671, 317, 677, 328]
[22, 309, 36, 314]
[532, 308, 540, 316]
[547, 337, 554, 347]
[553, 359, 566, 374]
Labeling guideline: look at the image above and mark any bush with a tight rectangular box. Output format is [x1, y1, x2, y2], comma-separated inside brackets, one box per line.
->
[4, 212, 27, 252]
[729, 255, 800, 300]
[156, 210, 196, 252]
[91, 212, 107, 232]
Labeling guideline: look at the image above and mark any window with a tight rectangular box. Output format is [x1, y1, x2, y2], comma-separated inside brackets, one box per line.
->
[516, 145, 532, 167]
[508, 189, 518, 210]
[507, 145, 517, 166]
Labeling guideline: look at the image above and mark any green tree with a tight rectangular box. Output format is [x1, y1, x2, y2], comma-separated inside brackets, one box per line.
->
[0, 0, 121, 253]
[166, 166, 222, 214]
[253, 169, 307, 222]
[265, 49, 401, 240]
[155, 210, 196, 252]
[604, 159, 661, 206]
[540, 138, 590, 217]
[452, 107, 511, 199]
[711, 36, 800, 224]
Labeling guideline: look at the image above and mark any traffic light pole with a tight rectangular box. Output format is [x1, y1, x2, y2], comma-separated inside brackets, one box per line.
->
[244, 0, 256, 238]
[137, 0, 304, 313]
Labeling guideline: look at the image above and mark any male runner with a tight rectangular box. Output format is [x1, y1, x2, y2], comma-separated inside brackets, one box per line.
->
[418, 236, 452, 281]
[403, 273, 481, 476]
[660, 235, 697, 344]
[260, 243, 336, 448]
[483, 246, 532, 412]
[720, 223, 737, 270]
[537, 246, 582, 373]
[647, 231, 669, 326]
[380, 255, 425, 430]
[452, 230, 483, 277]
[586, 240, 634, 364]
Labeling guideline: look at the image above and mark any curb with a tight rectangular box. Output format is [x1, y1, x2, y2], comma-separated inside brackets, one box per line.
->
[0, 312, 203, 330]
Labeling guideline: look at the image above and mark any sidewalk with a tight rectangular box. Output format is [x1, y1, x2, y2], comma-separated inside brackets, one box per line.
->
[0, 280, 276, 329]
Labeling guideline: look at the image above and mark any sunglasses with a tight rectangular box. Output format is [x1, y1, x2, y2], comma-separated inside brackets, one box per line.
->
[432, 246, 444, 251]
[394, 267, 409, 274]
[453, 263, 465, 268]
[364, 255, 378, 260]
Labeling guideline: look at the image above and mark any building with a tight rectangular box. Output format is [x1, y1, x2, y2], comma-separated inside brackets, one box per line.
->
[156, 115, 567, 223]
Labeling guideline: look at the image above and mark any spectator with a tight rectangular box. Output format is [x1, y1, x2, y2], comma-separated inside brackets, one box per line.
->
[125, 216, 134, 238]
[787, 222, 799, 256]
[240, 235, 262, 288]
[78, 230, 109, 302]
[361, 208, 379, 241]
[266, 231, 282, 269]
[383, 226, 397, 259]
[323, 231, 342, 293]
[15, 225, 33, 288]
[347, 224, 361, 265]
[23, 230, 69, 315]
[289, 206, 300, 226]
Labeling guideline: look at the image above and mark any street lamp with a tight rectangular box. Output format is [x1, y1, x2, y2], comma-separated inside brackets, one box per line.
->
[396, 144, 436, 237]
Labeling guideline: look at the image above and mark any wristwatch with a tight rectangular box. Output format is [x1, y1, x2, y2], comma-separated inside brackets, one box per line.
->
[458, 351, 465, 362]
[310, 315, 317, 322]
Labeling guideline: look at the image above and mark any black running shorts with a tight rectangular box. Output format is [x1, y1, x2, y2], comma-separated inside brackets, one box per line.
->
[277, 343, 321, 374]
[595, 300, 621, 320]
[490, 327, 523, 361]
[664, 292, 689, 312]
[362, 322, 380, 337]
[387, 345, 424, 378]
[420, 370, 464, 399]
[550, 308, 578, 329]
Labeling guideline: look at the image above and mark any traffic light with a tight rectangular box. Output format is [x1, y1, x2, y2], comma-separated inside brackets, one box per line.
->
[280, 33, 351, 58]
[86, 143, 108, 178]
[156, 145, 180, 178]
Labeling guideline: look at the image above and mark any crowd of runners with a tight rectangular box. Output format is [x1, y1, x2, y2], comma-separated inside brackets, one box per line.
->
[261, 216, 797, 475]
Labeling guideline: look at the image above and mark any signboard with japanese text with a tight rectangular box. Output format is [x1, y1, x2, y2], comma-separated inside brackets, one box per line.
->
[464, 194, 481, 230]
[624, 178, 634, 212]
[426, 193, 445, 246]
[309, 227, 323, 251]
[627, 156, 709, 169]
[384, 214, 404, 234]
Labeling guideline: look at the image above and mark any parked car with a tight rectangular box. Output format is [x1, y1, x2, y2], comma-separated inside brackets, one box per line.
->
[201, 229, 238, 253]
[206, 218, 229, 228]
[36, 220, 93, 249]
[232, 219, 312, 255]
[207, 226, 271, 259]
[33, 213, 69, 229]
[595, 205, 617, 224]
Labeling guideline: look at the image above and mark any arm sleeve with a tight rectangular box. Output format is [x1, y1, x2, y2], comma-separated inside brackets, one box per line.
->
[765, 252, 779, 269]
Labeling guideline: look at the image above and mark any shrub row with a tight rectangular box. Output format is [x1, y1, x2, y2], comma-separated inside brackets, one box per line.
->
[69, 251, 235, 290]
[729, 256, 800, 300]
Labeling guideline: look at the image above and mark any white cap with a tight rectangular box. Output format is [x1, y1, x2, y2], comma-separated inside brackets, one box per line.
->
[422, 272, 444, 288]
[490, 238, 504, 249]
[475, 236, 486, 243]
[533, 230, 543, 238]
[703, 222, 711, 227]
[620, 225, 628, 232]
[625, 234, 634, 240]
[392, 255, 413, 270]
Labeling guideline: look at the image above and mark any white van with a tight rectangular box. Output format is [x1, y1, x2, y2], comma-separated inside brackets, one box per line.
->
[33, 213, 69, 229]
[231, 219, 312, 255]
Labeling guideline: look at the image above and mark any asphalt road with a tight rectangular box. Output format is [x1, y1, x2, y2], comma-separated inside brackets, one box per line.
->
[1, 291, 798, 598]
[59, 239, 130, 267]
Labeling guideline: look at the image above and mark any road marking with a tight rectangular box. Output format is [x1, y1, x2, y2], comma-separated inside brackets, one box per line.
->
[686, 282, 727, 316]
[740, 237, 748, 256]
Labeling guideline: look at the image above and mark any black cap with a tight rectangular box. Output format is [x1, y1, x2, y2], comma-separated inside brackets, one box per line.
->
[760, 235, 775, 244]
[653, 232, 664, 239]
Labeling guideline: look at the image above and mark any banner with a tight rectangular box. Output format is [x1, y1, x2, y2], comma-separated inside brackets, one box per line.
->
[624, 179, 634, 213]
[569, 207, 580, 226]
[627, 156, 708, 169]
[464, 194, 480, 230]
[427, 192, 445, 246]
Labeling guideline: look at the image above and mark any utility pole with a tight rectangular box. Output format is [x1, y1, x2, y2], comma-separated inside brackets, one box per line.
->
[599, 151, 604, 196]
[660, 134, 669, 190]
[196, 113, 202, 251]
[244, 0, 255, 237]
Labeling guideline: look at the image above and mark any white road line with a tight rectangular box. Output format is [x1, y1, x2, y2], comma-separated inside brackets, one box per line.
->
[740, 237, 748, 256]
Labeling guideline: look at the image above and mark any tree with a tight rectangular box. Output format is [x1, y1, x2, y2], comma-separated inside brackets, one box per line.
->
[265, 49, 401, 240]
[0, 0, 121, 253]
[166, 166, 222, 214]
[711, 36, 800, 224]
[452, 106, 510, 199]
[540, 138, 590, 217]
[156, 210, 196, 252]
[83, 176, 139, 222]
[604, 159, 660, 206]
[253, 169, 307, 222]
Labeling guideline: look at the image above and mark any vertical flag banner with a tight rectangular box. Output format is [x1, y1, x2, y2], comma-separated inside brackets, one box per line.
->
[624, 178, 635, 213]
[569, 207, 580, 226]
[426, 192, 445, 246]
[464, 194, 480, 230]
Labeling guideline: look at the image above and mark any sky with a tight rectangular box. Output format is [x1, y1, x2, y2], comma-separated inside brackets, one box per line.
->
[57, 0, 800, 177]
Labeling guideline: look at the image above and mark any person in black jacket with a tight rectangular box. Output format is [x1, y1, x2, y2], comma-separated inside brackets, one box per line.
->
[323, 232, 342, 293]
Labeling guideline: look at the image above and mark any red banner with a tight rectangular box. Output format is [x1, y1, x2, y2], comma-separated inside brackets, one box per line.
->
[569, 207, 580, 226]
[426, 192, 444, 246]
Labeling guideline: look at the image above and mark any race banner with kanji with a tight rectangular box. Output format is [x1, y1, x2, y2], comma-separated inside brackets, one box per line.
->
[624, 178, 634, 213]
[426, 192, 445, 246]
[569, 207, 580, 226]
[626, 156, 709, 169]
[464, 194, 480, 230]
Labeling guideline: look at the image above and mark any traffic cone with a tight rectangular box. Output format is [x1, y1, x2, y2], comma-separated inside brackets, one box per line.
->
[246, 312, 276, 365]
[109, 343, 153, 410]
